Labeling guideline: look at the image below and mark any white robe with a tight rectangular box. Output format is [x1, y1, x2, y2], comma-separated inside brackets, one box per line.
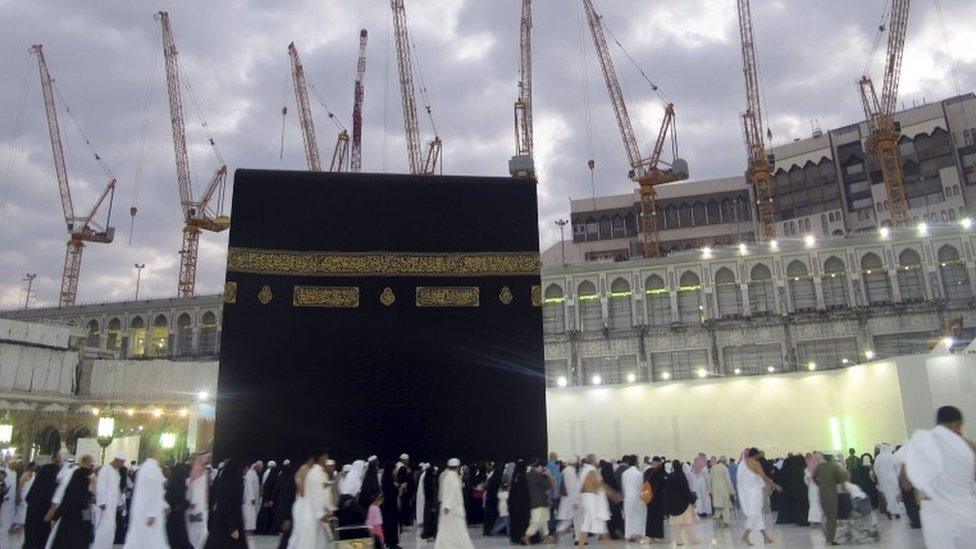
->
[0, 466, 17, 532]
[621, 466, 646, 539]
[15, 474, 32, 525]
[415, 469, 427, 526]
[690, 469, 712, 515]
[556, 464, 582, 538]
[874, 444, 905, 516]
[287, 495, 318, 549]
[187, 473, 209, 548]
[305, 464, 332, 547]
[804, 469, 824, 523]
[903, 425, 976, 548]
[122, 458, 169, 549]
[243, 467, 260, 530]
[736, 460, 766, 531]
[579, 464, 609, 535]
[434, 469, 474, 549]
[92, 465, 121, 549]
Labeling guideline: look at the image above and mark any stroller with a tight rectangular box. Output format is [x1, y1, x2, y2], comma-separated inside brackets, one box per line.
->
[836, 482, 881, 544]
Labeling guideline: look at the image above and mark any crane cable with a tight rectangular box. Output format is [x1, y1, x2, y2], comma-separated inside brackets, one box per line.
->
[53, 84, 115, 180]
[308, 81, 348, 132]
[279, 59, 290, 161]
[931, 0, 961, 97]
[863, 0, 891, 78]
[576, 0, 597, 211]
[0, 54, 32, 239]
[178, 64, 224, 165]
[410, 35, 438, 137]
[128, 44, 160, 245]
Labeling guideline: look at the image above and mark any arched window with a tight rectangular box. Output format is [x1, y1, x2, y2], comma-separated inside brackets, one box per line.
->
[748, 264, 775, 314]
[151, 314, 169, 358]
[644, 275, 670, 326]
[939, 245, 971, 300]
[692, 201, 706, 225]
[822, 256, 849, 308]
[577, 281, 602, 332]
[677, 271, 702, 324]
[608, 278, 632, 330]
[543, 285, 566, 334]
[862, 253, 892, 305]
[176, 313, 194, 356]
[821, 214, 829, 236]
[130, 316, 146, 357]
[679, 203, 693, 227]
[199, 311, 219, 355]
[106, 317, 123, 351]
[664, 205, 679, 229]
[787, 260, 816, 311]
[86, 320, 100, 349]
[706, 200, 720, 224]
[897, 249, 925, 302]
[714, 267, 741, 318]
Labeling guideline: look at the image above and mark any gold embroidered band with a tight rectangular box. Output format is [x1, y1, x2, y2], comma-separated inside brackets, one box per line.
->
[293, 286, 361, 308]
[415, 286, 480, 307]
[227, 248, 541, 278]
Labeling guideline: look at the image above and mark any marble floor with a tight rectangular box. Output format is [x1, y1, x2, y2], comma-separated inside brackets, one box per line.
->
[3, 513, 925, 548]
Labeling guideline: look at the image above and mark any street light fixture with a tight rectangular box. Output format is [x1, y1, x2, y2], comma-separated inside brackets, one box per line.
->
[134, 263, 146, 300]
[96, 412, 115, 464]
[555, 219, 569, 266]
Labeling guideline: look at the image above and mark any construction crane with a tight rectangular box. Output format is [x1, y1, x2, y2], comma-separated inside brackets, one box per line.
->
[30, 44, 117, 307]
[510, 0, 535, 177]
[288, 42, 323, 172]
[156, 11, 229, 298]
[736, 0, 776, 240]
[581, 0, 687, 258]
[391, 0, 441, 175]
[351, 29, 368, 173]
[859, 0, 911, 225]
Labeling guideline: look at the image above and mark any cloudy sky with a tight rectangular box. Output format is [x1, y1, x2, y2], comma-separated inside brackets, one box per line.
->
[0, 0, 974, 308]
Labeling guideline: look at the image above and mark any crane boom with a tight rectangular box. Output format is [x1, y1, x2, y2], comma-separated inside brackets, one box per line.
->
[391, 0, 440, 175]
[515, 0, 533, 158]
[288, 42, 322, 172]
[859, 0, 911, 224]
[352, 29, 368, 173]
[31, 44, 117, 306]
[156, 11, 228, 297]
[736, 0, 776, 240]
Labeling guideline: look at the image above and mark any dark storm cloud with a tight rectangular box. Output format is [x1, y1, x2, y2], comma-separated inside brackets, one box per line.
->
[0, 0, 973, 307]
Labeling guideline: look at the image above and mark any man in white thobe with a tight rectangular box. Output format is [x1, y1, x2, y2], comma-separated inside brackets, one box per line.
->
[902, 405, 976, 548]
[243, 462, 261, 532]
[92, 456, 125, 549]
[620, 456, 646, 541]
[435, 458, 474, 549]
[122, 455, 169, 549]
[415, 463, 429, 527]
[0, 459, 18, 534]
[874, 443, 905, 517]
[555, 456, 582, 541]
[305, 454, 337, 547]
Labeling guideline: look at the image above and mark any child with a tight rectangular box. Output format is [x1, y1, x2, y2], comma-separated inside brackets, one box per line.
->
[490, 481, 510, 535]
[367, 493, 385, 546]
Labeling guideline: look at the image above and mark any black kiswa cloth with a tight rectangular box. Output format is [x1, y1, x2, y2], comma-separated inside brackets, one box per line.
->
[216, 170, 547, 465]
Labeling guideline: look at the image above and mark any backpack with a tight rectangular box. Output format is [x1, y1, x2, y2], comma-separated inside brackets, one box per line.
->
[640, 480, 654, 504]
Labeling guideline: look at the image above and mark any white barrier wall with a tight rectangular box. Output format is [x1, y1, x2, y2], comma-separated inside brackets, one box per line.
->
[89, 359, 218, 400]
[545, 355, 976, 460]
[0, 319, 77, 394]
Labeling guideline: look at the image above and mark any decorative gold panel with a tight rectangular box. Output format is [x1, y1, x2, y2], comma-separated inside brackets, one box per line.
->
[258, 285, 273, 305]
[531, 285, 542, 307]
[499, 286, 514, 305]
[223, 281, 237, 304]
[415, 286, 480, 308]
[226, 248, 540, 277]
[380, 287, 396, 307]
[293, 286, 360, 308]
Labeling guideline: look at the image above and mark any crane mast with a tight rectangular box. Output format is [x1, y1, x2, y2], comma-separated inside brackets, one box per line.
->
[156, 11, 229, 297]
[351, 29, 368, 173]
[736, 0, 776, 240]
[859, 0, 911, 225]
[581, 0, 686, 258]
[511, 0, 535, 177]
[31, 44, 116, 307]
[391, 0, 441, 175]
[288, 42, 323, 172]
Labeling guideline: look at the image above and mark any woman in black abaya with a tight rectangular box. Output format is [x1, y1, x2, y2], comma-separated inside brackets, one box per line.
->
[49, 464, 93, 549]
[421, 465, 439, 540]
[507, 461, 530, 544]
[166, 462, 195, 548]
[380, 463, 401, 549]
[204, 459, 247, 549]
[600, 461, 624, 539]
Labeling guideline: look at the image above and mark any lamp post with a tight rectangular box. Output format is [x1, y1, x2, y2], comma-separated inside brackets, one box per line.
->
[160, 431, 177, 464]
[555, 219, 569, 266]
[96, 413, 115, 465]
[22, 273, 37, 309]
[134, 263, 146, 300]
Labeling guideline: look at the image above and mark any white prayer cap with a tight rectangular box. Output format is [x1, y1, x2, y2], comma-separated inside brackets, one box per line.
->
[113, 454, 127, 462]
[342, 464, 352, 472]
[447, 458, 460, 467]
[268, 460, 277, 467]
[325, 459, 336, 466]
[283, 459, 291, 465]
[400, 453, 409, 461]
[368, 455, 378, 462]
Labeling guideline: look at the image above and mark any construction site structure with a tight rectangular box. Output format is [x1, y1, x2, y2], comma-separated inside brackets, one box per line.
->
[859, 0, 911, 226]
[581, 0, 687, 258]
[156, 11, 229, 298]
[390, 0, 441, 175]
[351, 29, 368, 173]
[509, 0, 535, 177]
[30, 44, 117, 307]
[736, 0, 776, 240]
[288, 42, 323, 172]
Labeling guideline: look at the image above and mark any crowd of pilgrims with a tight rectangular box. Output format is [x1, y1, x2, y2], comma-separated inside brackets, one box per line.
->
[0, 441, 937, 548]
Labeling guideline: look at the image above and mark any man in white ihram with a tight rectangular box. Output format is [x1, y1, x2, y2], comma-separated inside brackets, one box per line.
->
[123, 452, 169, 549]
[902, 405, 976, 548]
[92, 455, 125, 549]
[435, 458, 474, 549]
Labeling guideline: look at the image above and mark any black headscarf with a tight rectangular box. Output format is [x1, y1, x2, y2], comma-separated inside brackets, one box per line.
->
[166, 463, 194, 549]
[271, 462, 296, 533]
[358, 460, 380, 508]
[508, 461, 530, 543]
[663, 460, 694, 517]
[205, 459, 246, 548]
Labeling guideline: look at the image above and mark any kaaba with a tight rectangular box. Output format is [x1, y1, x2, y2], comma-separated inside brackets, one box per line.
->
[215, 169, 547, 464]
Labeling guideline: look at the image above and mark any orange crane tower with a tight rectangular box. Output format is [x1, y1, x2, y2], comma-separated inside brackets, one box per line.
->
[736, 0, 776, 240]
[30, 44, 117, 307]
[391, 0, 441, 175]
[859, 0, 911, 225]
[156, 11, 229, 297]
[581, 0, 686, 258]
[351, 29, 368, 173]
[288, 42, 323, 172]
[510, 0, 535, 177]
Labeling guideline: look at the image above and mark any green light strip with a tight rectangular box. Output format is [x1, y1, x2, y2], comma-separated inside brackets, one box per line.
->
[543, 297, 566, 304]
[609, 291, 632, 298]
[645, 288, 668, 296]
[578, 294, 600, 301]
